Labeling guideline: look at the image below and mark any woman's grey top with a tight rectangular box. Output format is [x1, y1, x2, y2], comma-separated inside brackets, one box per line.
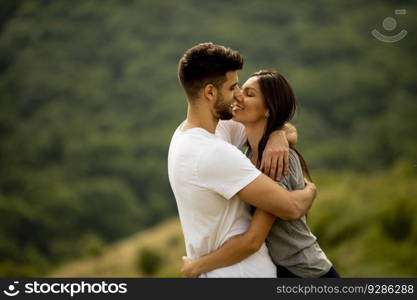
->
[248, 148, 332, 277]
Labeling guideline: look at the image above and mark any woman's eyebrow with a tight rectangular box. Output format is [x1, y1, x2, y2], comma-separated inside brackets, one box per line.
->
[243, 87, 258, 92]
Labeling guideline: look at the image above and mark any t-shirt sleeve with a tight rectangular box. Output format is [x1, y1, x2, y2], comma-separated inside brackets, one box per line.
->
[198, 141, 261, 200]
[277, 149, 306, 191]
[215, 120, 247, 147]
[277, 179, 290, 190]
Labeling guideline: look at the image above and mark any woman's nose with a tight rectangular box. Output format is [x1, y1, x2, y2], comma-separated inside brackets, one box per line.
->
[234, 87, 243, 102]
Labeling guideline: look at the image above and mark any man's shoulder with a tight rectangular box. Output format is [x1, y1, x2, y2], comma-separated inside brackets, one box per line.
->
[197, 138, 252, 177]
[171, 127, 215, 146]
[204, 136, 244, 157]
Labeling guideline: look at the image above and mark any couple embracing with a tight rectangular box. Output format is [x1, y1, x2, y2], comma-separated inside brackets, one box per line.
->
[168, 42, 339, 278]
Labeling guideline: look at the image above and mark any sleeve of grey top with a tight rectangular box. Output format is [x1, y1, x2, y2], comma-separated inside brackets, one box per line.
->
[277, 149, 305, 191]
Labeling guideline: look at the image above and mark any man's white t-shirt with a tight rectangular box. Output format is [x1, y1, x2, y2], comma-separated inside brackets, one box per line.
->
[168, 120, 276, 277]
[215, 119, 247, 148]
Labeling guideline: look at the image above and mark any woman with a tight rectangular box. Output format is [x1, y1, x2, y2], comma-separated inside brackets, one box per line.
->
[181, 70, 339, 278]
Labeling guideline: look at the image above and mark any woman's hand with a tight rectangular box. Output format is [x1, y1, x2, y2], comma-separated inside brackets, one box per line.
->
[261, 130, 289, 181]
[304, 178, 317, 199]
[181, 256, 201, 278]
[261, 123, 298, 181]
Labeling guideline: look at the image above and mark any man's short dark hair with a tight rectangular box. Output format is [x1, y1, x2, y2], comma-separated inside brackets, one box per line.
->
[178, 42, 244, 100]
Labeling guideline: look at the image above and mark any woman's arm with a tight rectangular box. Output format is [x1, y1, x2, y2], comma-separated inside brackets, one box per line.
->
[283, 122, 298, 146]
[181, 209, 276, 277]
[260, 130, 287, 180]
[260, 122, 298, 181]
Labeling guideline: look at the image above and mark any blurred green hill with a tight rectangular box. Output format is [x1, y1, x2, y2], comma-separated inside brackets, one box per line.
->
[0, 0, 416, 276]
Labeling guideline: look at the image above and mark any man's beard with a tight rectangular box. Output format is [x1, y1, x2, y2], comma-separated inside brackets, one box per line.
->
[214, 93, 233, 120]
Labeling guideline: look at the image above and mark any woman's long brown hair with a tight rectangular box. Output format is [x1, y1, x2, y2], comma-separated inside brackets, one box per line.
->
[250, 70, 312, 181]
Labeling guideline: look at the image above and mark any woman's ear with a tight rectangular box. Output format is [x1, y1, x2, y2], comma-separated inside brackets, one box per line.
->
[203, 84, 217, 102]
[265, 110, 270, 118]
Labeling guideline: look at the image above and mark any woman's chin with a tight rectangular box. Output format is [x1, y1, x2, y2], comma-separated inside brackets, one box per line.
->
[232, 116, 243, 123]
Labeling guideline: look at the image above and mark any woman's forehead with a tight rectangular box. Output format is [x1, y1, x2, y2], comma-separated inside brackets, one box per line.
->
[242, 76, 259, 90]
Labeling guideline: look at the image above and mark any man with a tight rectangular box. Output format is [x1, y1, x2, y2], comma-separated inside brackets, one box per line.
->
[168, 42, 316, 277]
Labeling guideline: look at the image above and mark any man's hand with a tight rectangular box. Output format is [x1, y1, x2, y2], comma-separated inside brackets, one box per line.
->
[260, 130, 289, 181]
[181, 256, 201, 278]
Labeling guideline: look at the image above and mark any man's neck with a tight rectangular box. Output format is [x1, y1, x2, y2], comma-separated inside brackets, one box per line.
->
[182, 102, 218, 134]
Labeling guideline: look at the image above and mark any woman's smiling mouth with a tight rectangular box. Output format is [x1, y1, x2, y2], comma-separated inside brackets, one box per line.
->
[232, 103, 244, 111]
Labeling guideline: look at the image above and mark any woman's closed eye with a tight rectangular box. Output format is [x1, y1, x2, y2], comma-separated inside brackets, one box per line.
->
[244, 90, 255, 97]
[242, 86, 257, 97]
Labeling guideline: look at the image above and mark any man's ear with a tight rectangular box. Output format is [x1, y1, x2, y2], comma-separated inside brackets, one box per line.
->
[203, 84, 217, 103]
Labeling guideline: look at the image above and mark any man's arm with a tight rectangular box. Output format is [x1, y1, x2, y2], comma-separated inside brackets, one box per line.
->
[238, 174, 316, 220]
[182, 209, 275, 277]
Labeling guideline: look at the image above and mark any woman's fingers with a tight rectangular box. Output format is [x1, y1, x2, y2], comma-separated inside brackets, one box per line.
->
[262, 156, 272, 176]
[181, 256, 198, 278]
[262, 149, 289, 181]
[283, 150, 289, 176]
[275, 156, 284, 181]
[269, 156, 278, 180]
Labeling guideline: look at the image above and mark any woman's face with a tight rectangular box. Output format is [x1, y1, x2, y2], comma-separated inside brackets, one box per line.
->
[232, 76, 268, 124]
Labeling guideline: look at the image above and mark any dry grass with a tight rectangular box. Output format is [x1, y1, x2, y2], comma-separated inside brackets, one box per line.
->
[49, 218, 185, 277]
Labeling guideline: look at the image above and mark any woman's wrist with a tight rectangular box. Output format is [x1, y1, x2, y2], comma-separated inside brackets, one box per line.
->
[191, 258, 205, 277]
